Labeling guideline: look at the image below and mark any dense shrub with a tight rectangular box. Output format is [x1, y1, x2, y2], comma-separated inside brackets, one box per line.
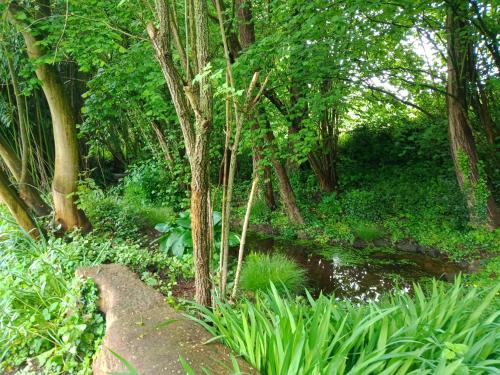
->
[122, 159, 190, 209]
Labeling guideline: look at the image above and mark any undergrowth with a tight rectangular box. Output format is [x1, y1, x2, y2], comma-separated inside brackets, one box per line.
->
[193, 279, 500, 375]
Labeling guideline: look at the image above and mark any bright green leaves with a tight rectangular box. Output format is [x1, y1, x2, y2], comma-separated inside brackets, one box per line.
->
[442, 342, 469, 360]
[156, 210, 240, 257]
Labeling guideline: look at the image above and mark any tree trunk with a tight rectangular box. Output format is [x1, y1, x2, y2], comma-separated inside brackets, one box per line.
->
[190, 147, 212, 307]
[5, 2, 90, 231]
[252, 149, 277, 210]
[0, 168, 40, 239]
[230, 174, 259, 302]
[3, 54, 51, 217]
[262, 117, 304, 225]
[148, 0, 213, 305]
[446, 2, 500, 228]
[0, 136, 50, 216]
[36, 63, 90, 231]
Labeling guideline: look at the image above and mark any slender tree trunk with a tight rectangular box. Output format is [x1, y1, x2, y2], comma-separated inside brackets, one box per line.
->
[0, 169, 40, 239]
[262, 117, 304, 225]
[5, 2, 90, 231]
[0, 136, 50, 216]
[230, 174, 258, 302]
[3, 54, 50, 217]
[446, 2, 500, 228]
[148, 0, 213, 305]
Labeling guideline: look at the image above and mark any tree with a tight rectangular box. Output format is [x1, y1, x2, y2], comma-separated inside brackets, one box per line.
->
[147, 0, 213, 306]
[446, 0, 500, 228]
[3, 0, 90, 231]
[2, 49, 50, 216]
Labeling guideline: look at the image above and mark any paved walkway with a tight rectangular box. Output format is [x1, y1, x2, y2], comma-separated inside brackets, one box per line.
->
[77, 264, 257, 375]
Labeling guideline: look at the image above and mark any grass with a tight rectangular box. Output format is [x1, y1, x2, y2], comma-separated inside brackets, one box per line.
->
[192, 278, 500, 375]
[239, 253, 307, 294]
[353, 222, 384, 242]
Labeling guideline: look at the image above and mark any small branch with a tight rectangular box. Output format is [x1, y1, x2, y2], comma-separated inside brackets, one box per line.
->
[230, 174, 259, 303]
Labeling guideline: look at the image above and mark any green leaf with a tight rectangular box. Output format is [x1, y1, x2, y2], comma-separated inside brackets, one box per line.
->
[176, 216, 191, 229]
[442, 348, 456, 360]
[155, 223, 171, 233]
[213, 211, 222, 226]
[228, 232, 241, 247]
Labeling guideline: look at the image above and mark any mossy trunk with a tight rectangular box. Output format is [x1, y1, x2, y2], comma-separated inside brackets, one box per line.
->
[0, 169, 40, 239]
[19, 28, 89, 231]
[0, 136, 50, 216]
[446, 2, 500, 228]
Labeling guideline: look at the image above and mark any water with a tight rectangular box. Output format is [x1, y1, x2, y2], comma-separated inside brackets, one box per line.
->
[242, 233, 465, 301]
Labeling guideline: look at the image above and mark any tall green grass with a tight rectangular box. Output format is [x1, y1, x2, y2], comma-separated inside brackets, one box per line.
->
[239, 253, 307, 294]
[192, 279, 500, 374]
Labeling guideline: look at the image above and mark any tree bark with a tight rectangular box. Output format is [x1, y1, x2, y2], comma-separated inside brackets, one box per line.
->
[0, 168, 40, 239]
[253, 151, 277, 210]
[190, 148, 212, 307]
[446, 2, 500, 228]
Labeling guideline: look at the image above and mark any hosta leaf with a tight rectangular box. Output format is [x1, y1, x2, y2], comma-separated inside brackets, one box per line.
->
[176, 216, 191, 229]
[212, 211, 222, 226]
[154, 223, 171, 233]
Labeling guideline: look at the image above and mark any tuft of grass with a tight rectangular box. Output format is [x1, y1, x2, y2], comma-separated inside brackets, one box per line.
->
[192, 278, 500, 375]
[239, 253, 307, 294]
[354, 221, 384, 242]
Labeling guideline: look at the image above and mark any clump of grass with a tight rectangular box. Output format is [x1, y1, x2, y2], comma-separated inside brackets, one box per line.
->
[193, 278, 500, 375]
[239, 253, 307, 294]
[354, 222, 384, 242]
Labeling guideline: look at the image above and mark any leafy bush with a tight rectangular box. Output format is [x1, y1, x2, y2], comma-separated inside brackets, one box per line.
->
[155, 210, 240, 257]
[194, 279, 500, 375]
[78, 178, 174, 238]
[239, 253, 307, 294]
[122, 159, 190, 209]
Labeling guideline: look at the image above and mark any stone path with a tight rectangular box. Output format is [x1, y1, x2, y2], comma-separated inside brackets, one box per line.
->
[77, 264, 257, 375]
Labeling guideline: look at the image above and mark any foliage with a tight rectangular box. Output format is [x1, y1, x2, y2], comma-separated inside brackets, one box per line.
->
[78, 177, 174, 239]
[155, 210, 240, 257]
[193, 279, 500, 375]
[0, 208, 194, 373]
[121, 160, 190, 210]
[239, 253, 307, 294]
[0, 221, 104, 374]
[353, 222, 384, 242]
[244, 118, 500, 261]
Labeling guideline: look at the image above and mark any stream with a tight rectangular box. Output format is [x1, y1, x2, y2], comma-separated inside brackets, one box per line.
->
[243, 233, 465, 301]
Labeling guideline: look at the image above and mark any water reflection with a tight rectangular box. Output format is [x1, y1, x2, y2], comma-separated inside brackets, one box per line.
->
[239, 234, 464, 300]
